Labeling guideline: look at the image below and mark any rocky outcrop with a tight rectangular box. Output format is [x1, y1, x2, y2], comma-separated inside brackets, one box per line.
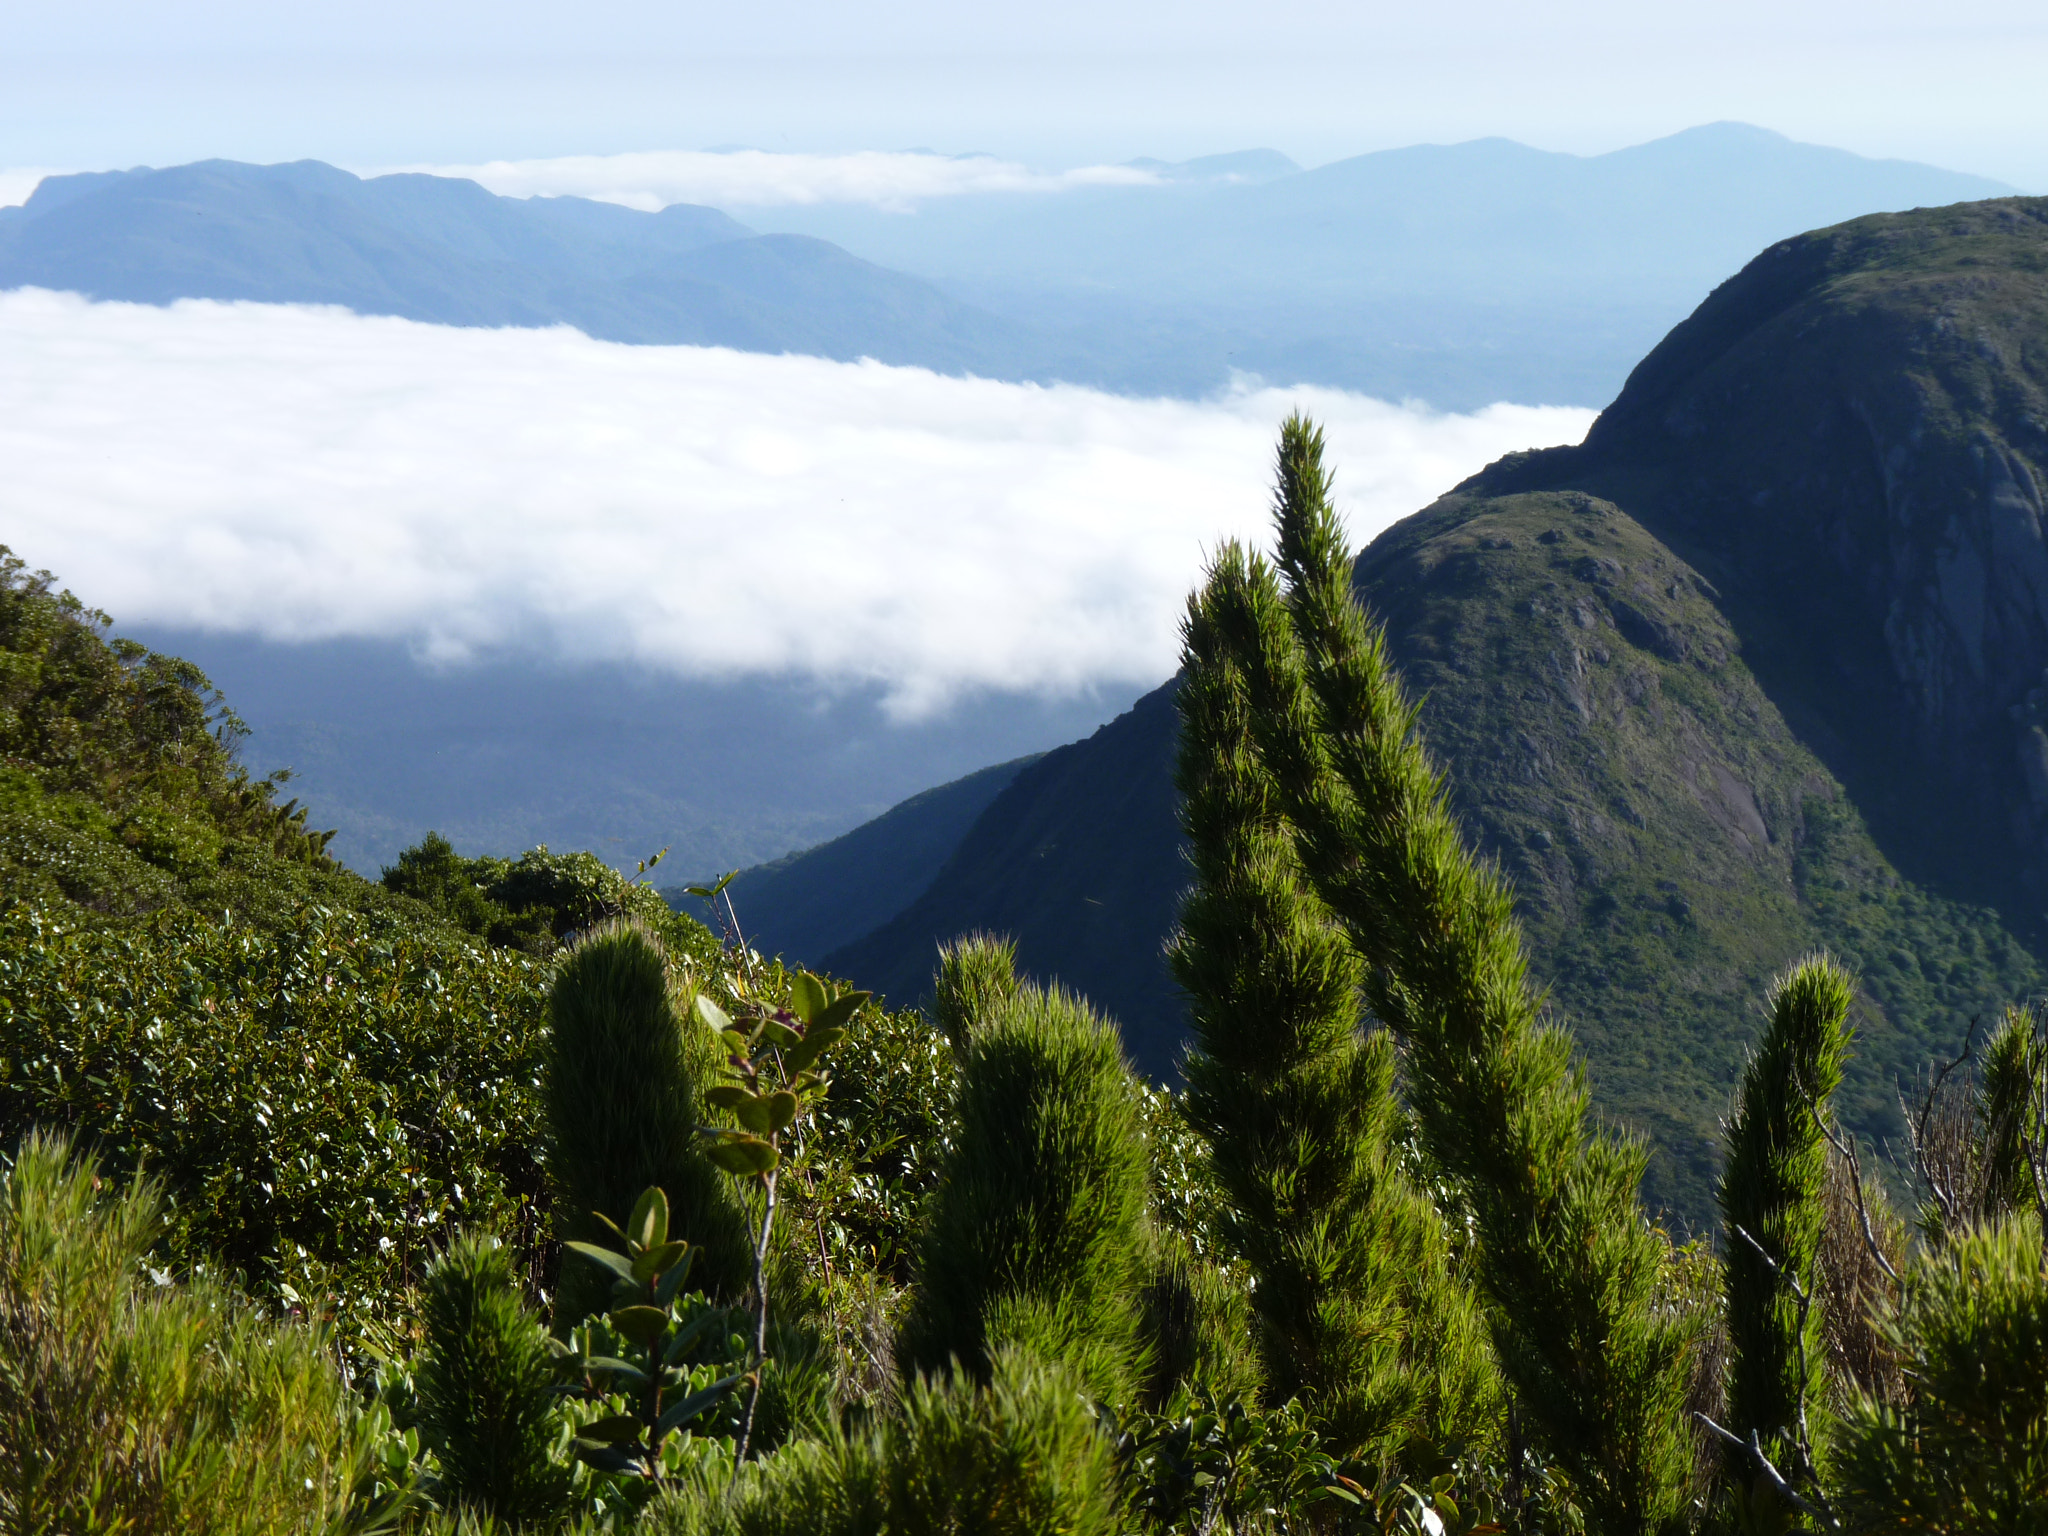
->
[1483, 198, 2048, 910]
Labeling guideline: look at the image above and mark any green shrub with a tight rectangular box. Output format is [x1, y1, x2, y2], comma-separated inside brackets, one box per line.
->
[650, 1346, 1119, 1536]
[929, 932, 1019, 1059]
[0, 897, 553, 1343]
[1975, 1006, 2042, 1227]
[416, 1231, 571, 1526]
[0, 1132, 365, 1532]
[1215, 416, 1696, 1528]
[545, 918, 751, 1325]
[1137, 1233, 1264, 1411]
[1834, 1217, 2048, 1530]
[1717, 955, 1852, 1489]
[1173, 547, 1498, 1464]
[902, 981, 1154, 1404]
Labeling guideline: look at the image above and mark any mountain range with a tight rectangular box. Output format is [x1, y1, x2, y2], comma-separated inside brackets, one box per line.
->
[2, 125, 2014, 407]
[714, 195, 2048, 1226]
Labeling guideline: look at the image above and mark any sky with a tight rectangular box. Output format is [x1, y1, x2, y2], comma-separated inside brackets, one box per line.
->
[2, 0, 2045, 188]
[0, 289, 1591, 714]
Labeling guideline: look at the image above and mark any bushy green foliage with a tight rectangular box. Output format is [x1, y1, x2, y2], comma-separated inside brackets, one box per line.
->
[1114, 1388, 1370, 1533]
[417, 1231, 572, 1526]
[386, 835, 708, 960]
[929, 932, 1019, 1058]
[1833, 1217, 2048, 1531]
[0, 547, 337, 907]
[0, 1132, 366, 1532]
[1213, 417, 1697, 1529]
[1976, 1006, 2042, 1226]
[545, 919, 751, 1324]
[1717, 956, 1852, 1482]
[903, 977, 1154, 1404]
[1137, 1234, 1264, 1411]
[1173, 544, 1498, 1465]
[0, 896, 552, 1339]
[656, 1344, 1122, 1536]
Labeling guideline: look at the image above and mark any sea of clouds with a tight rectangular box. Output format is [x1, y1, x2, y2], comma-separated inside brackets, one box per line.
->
[0, 288, 1593, 715]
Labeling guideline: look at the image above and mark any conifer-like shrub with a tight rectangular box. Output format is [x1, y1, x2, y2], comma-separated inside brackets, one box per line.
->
[1172, 550, 1496, 1462]
[0, 1132, 363, 1532]
[652, 1346, 1119, 1536]
[930, 931, 1020, 1059]
[1137, 1233, 1264, 1410]
[1975, 1005, 2042, 1226]
[1834, 1216, 2048, 1531]
[416, 1231, 571, 1526]
[545, 918, 750, 1323]
[1717, 955, 1852, 1482]
[1212, 415, 1697, 1528]
[902, 979, 1154, 1404]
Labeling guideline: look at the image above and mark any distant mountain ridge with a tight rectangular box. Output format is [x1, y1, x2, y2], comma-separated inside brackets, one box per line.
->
[764, 122, 2017, 406]
[740, 194, 2048, 1225]
[0, 159, 1036, 371]
[1, 127, 2019, 407]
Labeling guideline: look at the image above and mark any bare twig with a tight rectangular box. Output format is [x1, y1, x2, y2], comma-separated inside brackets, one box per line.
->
[1796, 1083, 1901, 1285]
[1693, 1416, 1840, 1531]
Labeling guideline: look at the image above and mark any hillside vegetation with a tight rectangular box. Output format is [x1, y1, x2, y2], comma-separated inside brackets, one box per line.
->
[11, 420, 2047, 1532]
[796, 197, 2048, 1226]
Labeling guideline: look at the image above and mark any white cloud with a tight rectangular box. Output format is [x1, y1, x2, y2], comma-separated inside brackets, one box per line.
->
[0, 289, 1593, 715]
[366, 148, 1159, 211]
[0, 169, 64, 208]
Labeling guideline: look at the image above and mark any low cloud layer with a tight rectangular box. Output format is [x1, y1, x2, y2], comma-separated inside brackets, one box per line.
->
[371, 148, 1158, 211]
[0, 288, 1593, 715]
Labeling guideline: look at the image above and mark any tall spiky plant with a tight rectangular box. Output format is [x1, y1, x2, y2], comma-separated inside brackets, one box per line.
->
[1171, 547, 1496, 1463]
[931, 932, 1021, 1061]
[545, 917, 751, 1326]
[1206, 415, 1697, 1530]
[1976, 1005, 2043, 1227]
[1717, 956, 1852, 1497]
[902, 976, 1154, 1405]
[416, 1231, 571, 1527]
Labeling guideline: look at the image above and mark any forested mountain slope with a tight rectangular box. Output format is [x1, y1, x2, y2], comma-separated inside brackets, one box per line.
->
[795, 196, 2048, 1222]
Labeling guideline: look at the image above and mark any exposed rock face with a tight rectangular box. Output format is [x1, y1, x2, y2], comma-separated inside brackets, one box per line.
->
[1486, 198, 2048, 908]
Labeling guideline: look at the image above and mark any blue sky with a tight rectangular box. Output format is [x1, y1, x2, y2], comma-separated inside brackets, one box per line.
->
[3, 0, 2044, 186]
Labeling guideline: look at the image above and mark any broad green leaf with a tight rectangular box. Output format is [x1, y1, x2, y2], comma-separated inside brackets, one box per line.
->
[653, 1247, 698, 1307]
[694, 994, 734, 1035]
[578, 1413, 642, 1444]
[705, 1134, 777, 1176]
[633, 1239, 690, 1283]
[682, 870, 737, 900]
[765, 1090, 798, 1132]
[607, 1305, 670, 1346]
[789, 972, 829, 1024]
[583, 1356, 651, 1387]
[656, 1372, 745, 1437]
[782, 1025, 845, 1076]
[703, 1084, 752, 1111]
[591, 1210, 629, 1246]
[627, 1186, 669, 1251]
[734, 1095, 773, 1135]
[574, 1443, 641, 1473]
[564, 1242, 636, 1284]
[813, 991, 870, 1034]
[757, 1018, 801, 1052]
